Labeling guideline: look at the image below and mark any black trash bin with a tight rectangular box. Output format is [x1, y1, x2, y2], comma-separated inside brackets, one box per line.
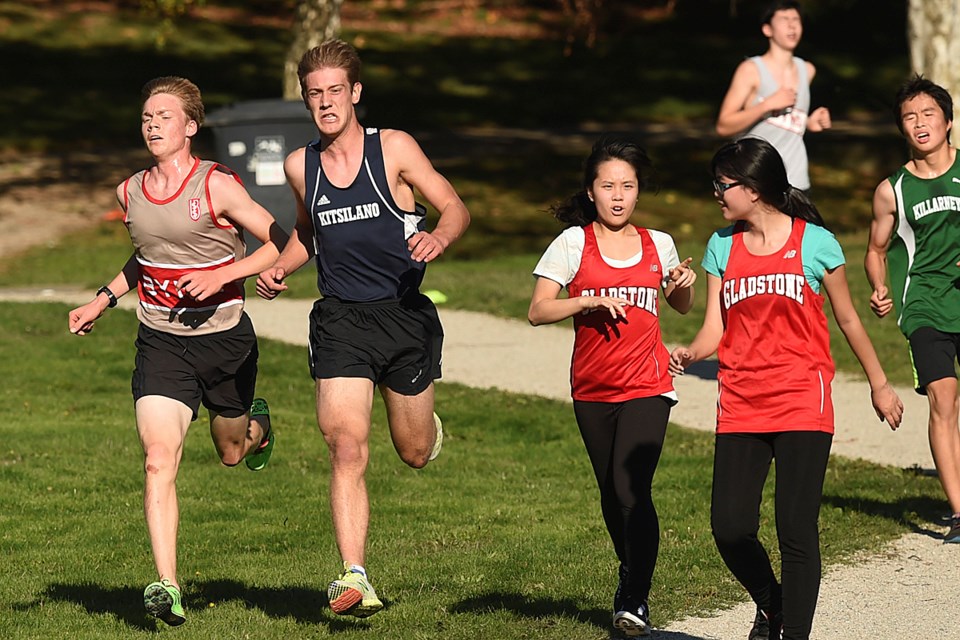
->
[205, 99, 317, 245]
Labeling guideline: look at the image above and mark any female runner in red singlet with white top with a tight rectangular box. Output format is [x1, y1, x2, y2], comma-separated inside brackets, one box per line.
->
[529, 136, 697, 637]
[670, 137, 903, 640]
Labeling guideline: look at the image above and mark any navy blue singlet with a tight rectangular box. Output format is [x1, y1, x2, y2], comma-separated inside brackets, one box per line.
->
[305, 128, 427, 302]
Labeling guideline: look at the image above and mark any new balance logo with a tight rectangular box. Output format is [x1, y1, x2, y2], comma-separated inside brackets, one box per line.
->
[783, 249, 797, 259]
[317, 194, 331, 206]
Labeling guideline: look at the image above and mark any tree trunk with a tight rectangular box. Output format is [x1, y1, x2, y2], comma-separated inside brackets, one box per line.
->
[908, 0, 960, 123]
[283, 0, 344, 100]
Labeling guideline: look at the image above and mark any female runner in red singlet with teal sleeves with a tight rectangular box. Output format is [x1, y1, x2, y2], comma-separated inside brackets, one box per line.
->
[670, 138, 903, 640]
[529, 136, 697, 637]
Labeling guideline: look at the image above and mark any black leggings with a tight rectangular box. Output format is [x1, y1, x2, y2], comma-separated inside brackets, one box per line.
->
[573, 396, 671, 601]
[711, 431, 832, 640]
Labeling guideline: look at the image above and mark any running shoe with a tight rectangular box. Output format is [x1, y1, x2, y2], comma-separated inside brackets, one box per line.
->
[327, 562, 384, 618]
[613, 595, 650, 637]
[428, 412, 443, 462]
[945, 514, 960, 544]
[245, 398, 274, 471]
[748, 606, 782, 640]
[143, 579, 186, 626]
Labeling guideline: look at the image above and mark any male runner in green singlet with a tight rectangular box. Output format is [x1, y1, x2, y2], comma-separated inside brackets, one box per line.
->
[866, 76, 960, 544]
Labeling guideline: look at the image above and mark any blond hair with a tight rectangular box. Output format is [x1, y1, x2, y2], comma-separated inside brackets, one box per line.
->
[141, 76, 205, 127]
[297, 39, 362, 94]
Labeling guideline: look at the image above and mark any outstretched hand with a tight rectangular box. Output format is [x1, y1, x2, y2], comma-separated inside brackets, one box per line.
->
[668, 257, 696, 289]
[871, 382, 903, 430]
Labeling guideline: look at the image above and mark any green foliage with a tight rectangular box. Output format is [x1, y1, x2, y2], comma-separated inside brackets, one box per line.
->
[139, 0, 207, 48]
[0, 302, 945, 638]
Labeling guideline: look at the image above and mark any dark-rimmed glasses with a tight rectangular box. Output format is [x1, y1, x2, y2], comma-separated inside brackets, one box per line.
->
[713, 179, 742, 194]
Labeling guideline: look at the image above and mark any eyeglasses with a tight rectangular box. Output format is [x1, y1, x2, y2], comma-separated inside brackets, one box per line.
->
[713, 179, 742, 194]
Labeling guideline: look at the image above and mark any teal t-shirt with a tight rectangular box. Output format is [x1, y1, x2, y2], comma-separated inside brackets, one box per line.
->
[702, 221, 845, 293]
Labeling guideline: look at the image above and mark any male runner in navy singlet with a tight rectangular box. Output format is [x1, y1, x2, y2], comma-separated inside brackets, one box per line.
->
[257, 40, 470, 618]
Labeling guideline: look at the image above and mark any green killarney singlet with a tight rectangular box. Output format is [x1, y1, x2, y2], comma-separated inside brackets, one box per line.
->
[887, 151, 960, 337]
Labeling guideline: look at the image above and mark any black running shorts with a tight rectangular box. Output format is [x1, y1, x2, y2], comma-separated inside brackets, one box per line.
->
[908, 326, 960, 394]
[308, 293, 443, 395]
[132, 313, 258, 420]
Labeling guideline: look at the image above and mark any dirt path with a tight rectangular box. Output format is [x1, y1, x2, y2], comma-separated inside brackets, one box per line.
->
[8, 286, 958, 638]
[2, 142, 955, 639]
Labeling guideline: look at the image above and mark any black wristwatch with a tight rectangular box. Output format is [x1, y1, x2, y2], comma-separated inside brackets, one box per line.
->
[97, 285, 118, 308]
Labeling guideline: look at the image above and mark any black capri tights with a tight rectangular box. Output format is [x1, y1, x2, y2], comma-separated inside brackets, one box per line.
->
[573, 396, 671, 601]
[711, 431, 832, 640]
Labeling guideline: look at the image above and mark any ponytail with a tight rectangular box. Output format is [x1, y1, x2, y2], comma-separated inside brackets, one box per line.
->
[550, 191, 597, 227]
[781, 186, 827, 229]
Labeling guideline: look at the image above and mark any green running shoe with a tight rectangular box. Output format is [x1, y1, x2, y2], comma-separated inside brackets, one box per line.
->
[245, 398, 274, 471]
[327, 562, 383, 618]
[143, 579, 186, 626]
[428, 412, 443, 462]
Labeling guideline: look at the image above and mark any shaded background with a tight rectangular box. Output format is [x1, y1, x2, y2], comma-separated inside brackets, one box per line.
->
[0, 0, 915, 256]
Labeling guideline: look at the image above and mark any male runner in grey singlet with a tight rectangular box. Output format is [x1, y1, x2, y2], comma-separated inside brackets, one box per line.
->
[69, 76, 286, 627]
[258, 40, 471, 618]
[715, 0, 831, 191]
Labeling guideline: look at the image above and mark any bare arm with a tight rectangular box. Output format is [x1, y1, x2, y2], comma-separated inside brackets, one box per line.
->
[669, 274, 724, 373]
[865, 180, 897, 318]
[177, 171, 289, 301]
[822, 265, 902, 429]
[528, 277, 629, 326]
[257, 148, 315, 299]
[68, 253, 139, 336]
[803, 61, 832, 133]
[383, 130, 470, 262]
[715, 61, 797, 137]
[664, 257, 696, 314]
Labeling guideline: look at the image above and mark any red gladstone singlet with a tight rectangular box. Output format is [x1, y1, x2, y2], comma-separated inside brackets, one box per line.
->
[717, 218, 835, 434]
[123, 158, 246, 336]
[567, 224, 674, 402]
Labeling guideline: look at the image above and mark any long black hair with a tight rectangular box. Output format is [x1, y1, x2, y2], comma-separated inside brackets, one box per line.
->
[551, 135, 656, 228]
[711, 137, 826, 228]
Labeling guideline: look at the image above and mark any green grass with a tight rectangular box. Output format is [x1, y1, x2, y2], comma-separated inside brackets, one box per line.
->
[0, 301, 945, 639]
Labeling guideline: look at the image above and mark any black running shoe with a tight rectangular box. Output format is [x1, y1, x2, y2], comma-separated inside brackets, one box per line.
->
[613, 596, 650, 637]
[944, 514, 960, 544]
[748, 606, 782, 640]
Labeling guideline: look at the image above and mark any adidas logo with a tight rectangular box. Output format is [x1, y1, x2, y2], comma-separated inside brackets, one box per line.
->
[317, 194, 331, 206]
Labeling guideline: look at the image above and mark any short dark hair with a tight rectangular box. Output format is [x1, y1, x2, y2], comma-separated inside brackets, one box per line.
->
[761, 0, 802, 25]
[893, 74, 953, 136]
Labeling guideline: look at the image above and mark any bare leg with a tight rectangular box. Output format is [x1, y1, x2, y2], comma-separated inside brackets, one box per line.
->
[381, 383, 438, 469]
[317, 377, 375, 566]
[209, 408, 268, 467]
[136, 395, 192, 587]
[926, 378, 960, 513]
